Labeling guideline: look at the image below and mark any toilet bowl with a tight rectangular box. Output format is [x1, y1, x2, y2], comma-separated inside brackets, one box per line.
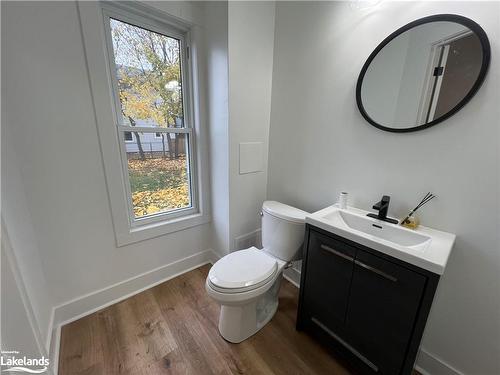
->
[206, 201, 308, 343]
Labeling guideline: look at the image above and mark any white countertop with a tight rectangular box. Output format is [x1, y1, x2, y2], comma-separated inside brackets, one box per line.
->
[306, 205, 456, 275]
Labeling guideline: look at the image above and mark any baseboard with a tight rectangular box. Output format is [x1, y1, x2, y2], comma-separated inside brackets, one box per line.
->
[207, 248, 221, 263]
[415, 364, 431, 375]
[49, 324, 61, 375]
[416, 348, 464, 375]
[52, 249, 215, 326]
[45, 307, 55, 353]
[283, 267, 301, 288]
[209, 248, 223, 262]
[234, 228, 262, 250]
[48, 248, 218, 373]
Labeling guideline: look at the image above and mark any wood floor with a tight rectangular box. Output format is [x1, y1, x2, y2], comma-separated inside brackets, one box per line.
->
[59, 264, 353, 375]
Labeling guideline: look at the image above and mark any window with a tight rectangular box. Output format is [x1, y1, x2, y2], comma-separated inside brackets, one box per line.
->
[104, 13, 197, 226]
[78, 2, 209, 245]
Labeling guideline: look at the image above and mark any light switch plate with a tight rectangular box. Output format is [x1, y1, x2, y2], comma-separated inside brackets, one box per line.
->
[239, 142, 263, 174]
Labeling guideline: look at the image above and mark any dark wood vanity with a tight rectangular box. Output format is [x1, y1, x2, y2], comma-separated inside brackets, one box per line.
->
[297, 224, 440, 375]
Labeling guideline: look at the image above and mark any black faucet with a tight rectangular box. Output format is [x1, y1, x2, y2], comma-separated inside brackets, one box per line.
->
[367, 195, 399, 224]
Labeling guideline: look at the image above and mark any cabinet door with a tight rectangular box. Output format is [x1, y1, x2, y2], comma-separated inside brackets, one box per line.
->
[346, 250, 426, 375]
[303, 230, 356, 331]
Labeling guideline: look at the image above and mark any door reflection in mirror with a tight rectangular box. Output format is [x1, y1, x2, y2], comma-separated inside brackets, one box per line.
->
[357, 15, 490, 132]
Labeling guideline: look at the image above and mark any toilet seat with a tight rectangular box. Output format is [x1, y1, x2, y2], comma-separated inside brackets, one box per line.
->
[208, 247, 278, 294]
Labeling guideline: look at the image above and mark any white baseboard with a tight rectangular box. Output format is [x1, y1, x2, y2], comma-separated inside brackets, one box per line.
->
[416, 348, 464, 375]
[283, 267, 301, 288]
[49, 324, 61, 375]
[210, 248, 223, 261]
[52, 249, 215, 326]
[207, 248, 222, 263]
[48, 248, 218, 374]
[234, 228, 262, 250]
[45, 307, 55, 354]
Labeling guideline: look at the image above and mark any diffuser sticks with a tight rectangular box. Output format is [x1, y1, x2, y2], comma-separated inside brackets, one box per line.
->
[401, 192, 436, 225]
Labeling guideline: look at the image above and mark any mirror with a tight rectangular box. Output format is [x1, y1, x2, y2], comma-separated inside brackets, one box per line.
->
[356, 15, 490, 132]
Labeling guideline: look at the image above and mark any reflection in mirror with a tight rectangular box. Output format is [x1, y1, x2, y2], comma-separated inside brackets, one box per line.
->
[357, 16, 490, 132]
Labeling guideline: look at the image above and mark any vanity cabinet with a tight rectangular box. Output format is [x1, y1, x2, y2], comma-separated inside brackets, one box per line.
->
[303, 231, 355, 331]
[297, 225, 440, 375]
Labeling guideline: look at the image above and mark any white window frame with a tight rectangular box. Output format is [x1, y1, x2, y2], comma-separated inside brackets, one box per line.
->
[103, 8, 199, 227]
[154, 132, 162, 139]
[78, 2, 210, 246]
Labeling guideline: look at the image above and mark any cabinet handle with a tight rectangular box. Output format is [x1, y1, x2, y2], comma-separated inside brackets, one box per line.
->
[320, 244, 354, 262]
[355, 260, 398, 282]
[311, 317, 379, 372]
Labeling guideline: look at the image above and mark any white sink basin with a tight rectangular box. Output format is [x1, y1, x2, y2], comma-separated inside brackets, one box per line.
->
[324, 209, 431, 249]
[306, 205, 455, 274]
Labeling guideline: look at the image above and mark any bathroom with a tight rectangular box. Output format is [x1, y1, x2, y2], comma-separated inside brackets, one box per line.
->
[1, 1, 499, 374]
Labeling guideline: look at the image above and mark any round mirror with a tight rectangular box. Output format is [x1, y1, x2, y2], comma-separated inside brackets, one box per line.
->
[356, 14, 490, 132]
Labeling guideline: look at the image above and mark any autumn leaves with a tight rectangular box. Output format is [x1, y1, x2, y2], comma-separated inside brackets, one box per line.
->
[128, 157, 190, 218]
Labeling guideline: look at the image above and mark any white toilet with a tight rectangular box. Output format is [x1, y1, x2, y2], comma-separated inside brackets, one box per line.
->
[206, 201, 308, 343]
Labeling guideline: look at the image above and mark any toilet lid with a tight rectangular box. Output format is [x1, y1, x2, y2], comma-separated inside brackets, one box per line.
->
[208, 247, 278, 290]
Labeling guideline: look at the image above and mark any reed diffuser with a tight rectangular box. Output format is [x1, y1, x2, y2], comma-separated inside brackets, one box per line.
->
[401, 192, 436, 228]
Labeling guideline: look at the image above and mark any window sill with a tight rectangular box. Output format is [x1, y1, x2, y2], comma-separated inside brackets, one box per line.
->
[115, 211, 210, 247]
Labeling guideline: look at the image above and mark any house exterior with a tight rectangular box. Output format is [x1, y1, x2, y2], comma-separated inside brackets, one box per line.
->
[124, 117, 186, 157]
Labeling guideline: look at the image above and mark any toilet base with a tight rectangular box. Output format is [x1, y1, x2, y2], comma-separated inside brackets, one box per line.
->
[217, 276, 282, 343]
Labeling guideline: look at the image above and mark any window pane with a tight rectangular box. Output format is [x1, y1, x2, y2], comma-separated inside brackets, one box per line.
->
[110, 18, 184, 128]
[126, 132, 191, 218]
[124, 131, 133, 141]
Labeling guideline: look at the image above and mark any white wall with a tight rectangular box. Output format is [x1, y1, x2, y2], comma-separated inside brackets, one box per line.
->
[2, 0, 212, 308]
[204, 1, 230, 256]
[1, 12, 54, 346]
[0, 158, 53, 350]
[228, 1, 275, 250]
[1, 232, 50, 374]
[268, 2, 499, 374]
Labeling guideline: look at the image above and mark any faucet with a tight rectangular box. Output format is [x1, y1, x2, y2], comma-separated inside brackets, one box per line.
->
[367, 195, 399, 224]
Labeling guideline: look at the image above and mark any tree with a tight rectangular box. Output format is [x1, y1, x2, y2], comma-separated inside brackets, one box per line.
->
[111, 19, 184, 160]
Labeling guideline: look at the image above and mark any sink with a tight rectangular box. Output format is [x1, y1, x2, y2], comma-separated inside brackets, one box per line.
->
[323, 209, 431, 249]
[306, 205, 455, 274]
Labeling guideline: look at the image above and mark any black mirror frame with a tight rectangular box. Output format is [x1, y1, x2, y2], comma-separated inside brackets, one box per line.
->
[356, 14, 491, 133]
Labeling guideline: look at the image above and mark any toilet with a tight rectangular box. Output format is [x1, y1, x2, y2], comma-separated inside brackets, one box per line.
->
[206, 201, 308, 343]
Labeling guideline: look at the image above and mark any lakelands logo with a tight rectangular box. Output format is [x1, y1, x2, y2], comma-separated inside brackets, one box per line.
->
[1, 350, 49, 373]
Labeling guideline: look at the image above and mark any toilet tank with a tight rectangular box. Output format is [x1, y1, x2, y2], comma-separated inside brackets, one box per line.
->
[261, 201, 308, 262]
